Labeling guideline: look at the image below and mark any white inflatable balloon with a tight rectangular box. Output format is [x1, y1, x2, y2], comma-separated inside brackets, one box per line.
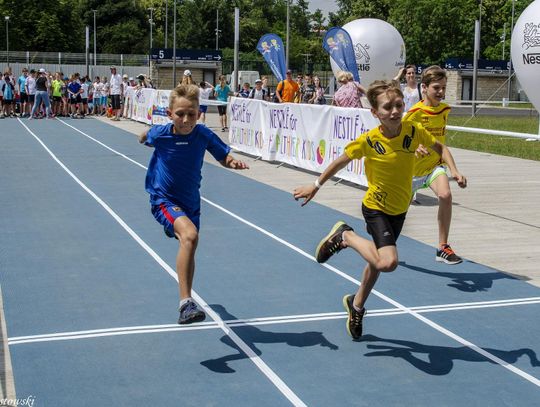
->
[511, 0, 540, 114]
[330, 19, 406, 86]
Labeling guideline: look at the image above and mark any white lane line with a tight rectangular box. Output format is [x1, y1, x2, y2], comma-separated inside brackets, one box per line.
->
[19, 119, 307, 407]
[55, 120, 540, 387]
[10, 298, 540, 345]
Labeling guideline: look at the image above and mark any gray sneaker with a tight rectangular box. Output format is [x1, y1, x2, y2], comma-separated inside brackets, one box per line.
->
[178, 300, 206, 325]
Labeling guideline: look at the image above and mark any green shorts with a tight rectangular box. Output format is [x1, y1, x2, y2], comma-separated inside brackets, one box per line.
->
[412, 166, 447, 194]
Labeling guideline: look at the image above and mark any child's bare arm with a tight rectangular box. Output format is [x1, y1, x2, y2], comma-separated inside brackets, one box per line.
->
[293, 153, 352, 206]
[220, 154, 249, 170]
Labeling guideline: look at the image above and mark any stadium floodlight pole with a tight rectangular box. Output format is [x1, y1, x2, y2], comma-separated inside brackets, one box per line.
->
[92, 10, 97, 76]
[234, 8, 239, 91]
[286, 1, 290, 70]
[149, 8, 154, 78]
[507, 0, 516, 101]
[472, 20, 480, 117]
[215, 9, 221, 50]
[4, 16, 9, 66]
[164, 0, 168, 48]
[172, 0, 177, 86]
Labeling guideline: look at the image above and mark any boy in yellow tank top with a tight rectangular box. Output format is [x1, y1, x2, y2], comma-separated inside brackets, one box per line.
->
[404, 66, 467, 265]
[293, 80, 464, 340]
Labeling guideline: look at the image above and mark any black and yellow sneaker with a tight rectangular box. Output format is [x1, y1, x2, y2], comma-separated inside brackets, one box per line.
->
[436, 244, 462, 265]
[315, 221, 353, 263]
[343, 295, 365, 340]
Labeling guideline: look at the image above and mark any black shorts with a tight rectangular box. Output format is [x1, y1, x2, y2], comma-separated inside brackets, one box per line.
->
[111, 94, 121, 109]
[217, 105, 227, 116]
[53, 96, 62, 103]
[28, 94, 35, 103]
[362, 204, 406, 249]
[69, 95, 81, 104]
[20, 93, 29, 103]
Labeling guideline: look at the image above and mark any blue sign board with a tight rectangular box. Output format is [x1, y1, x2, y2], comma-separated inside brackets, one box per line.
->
[444, 58, 508, 71]
[151, 48, 223, 62]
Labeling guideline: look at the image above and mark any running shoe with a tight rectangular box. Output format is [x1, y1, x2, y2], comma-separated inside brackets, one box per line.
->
[178, 300, 206, 325]
[436, 244, 462, 265]
[343, 295, 365, 340]
[315, 221, 353, 263]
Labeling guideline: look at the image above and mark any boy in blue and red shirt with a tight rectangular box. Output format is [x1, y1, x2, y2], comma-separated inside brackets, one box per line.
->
[139, 84, 249, 324]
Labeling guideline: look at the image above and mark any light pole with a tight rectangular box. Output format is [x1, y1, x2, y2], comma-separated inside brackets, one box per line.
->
[149, 8, 154, 77]
[215, 9, 221, 50]
[92, 10, 97, 76]
[5, 16, 9, 66]
[164, 0, 168, 48]
[172, 0, 177, 86]
[286, 0, 290, 70]
[507, 0, 516, 101]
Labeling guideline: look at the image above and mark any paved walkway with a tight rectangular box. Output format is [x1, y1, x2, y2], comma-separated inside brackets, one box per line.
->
[106, 111, 540, 287]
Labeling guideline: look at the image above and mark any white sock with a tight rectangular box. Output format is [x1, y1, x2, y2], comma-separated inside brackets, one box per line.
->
[179, 297, 192, 309]
[353, 303, 364, 312]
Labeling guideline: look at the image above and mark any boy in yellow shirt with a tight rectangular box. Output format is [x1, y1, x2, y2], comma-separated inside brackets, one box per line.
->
[293, 80, 465, 340]
[404, 66, 467, 265]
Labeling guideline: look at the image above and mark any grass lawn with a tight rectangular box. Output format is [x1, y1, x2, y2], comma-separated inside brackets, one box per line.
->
[446, 115, 540, 161]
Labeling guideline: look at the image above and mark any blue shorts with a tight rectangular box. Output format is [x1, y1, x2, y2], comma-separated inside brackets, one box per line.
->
[199, 105, 208, 113]
[151, 202, 201, 236]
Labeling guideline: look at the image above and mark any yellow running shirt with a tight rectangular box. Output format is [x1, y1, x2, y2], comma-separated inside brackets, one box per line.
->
[404, 101, 451, 176]
[345, 121, 436, 215]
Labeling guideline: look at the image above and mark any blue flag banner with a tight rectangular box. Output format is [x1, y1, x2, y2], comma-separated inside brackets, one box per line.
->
[257, 33, 286, 82]
[323, 27, 360, 82]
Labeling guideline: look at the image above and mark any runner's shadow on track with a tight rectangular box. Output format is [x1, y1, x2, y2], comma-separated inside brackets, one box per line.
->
[361, 335, 540, 375]
[398, 261, 516, 292]
[200, 304, 339, 373]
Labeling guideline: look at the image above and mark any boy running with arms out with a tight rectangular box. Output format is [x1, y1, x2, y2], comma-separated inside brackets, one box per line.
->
[404, 66, 467, 264]
[139, 84, 249, 324]
[293, 80, 465, 340]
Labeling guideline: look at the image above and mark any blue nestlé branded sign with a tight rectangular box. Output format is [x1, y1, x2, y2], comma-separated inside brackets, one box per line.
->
[151, 48, 223, 62]
[443, 58, 509, 71]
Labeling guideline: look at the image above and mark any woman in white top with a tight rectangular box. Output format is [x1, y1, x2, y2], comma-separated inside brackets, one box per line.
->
[198, 81, 214, 124]
[395, 64, 421, 112]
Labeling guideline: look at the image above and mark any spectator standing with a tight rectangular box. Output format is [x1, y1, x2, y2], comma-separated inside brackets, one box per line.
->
[181, 69, 194, 86]
[2, 72, 15, 117]
[29, 68, 53, 119]
[275, 70, 299, 103]
[236, 82, 251, 98]
[249, 79, 268, 100]
[67, 73, 82, 118]
[395, 64, 421, 112]
[332, 71, 366, 108]
[198, 81, 214, 125]
[17, 68, 29, 117]
[109, 66, 123, 121]
[313, 76, 326, 104]
[51, 72, 63, 116]
[214, 75, 231, 132]
[301, 74, 316, 104]
[25, 69, 37, 116]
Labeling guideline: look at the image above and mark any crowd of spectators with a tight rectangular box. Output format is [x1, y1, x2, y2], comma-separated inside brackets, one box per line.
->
[0, 66, 154, 120]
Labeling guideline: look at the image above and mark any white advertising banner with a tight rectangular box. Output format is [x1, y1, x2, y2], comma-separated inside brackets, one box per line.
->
[153, 90, 172, 125]
[131, 88, 155, 125]
[228, 97, 267, 158]
[228, 97, 379, 186]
